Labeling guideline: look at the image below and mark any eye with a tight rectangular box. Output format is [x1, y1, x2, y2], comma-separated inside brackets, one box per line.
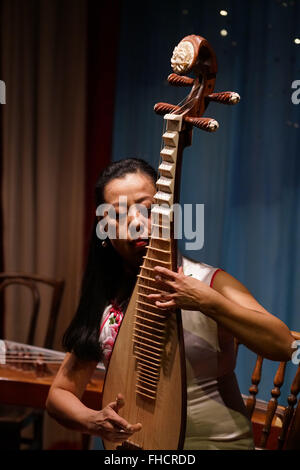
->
[133, 203, 152, 219]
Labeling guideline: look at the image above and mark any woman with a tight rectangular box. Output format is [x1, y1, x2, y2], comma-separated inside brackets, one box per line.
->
[46, 158, 294, 449]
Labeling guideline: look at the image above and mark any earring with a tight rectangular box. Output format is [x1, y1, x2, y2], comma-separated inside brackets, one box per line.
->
[101, 240, 108, 248]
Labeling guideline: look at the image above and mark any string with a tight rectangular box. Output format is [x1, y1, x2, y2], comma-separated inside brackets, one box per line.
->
[2, 351, 64, 357]
[0, 351, 65, 359]
[0, 354, 64, 365]
[0, 351, 105, 370]
[0, 360, 62, 366]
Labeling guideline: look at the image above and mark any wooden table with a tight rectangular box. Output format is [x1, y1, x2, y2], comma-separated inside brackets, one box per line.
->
[0, 364, 105, 410]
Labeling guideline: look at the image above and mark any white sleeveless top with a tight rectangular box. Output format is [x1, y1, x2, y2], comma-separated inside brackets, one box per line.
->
[180, 257, 254, 450]
[99, 257, 254, 450]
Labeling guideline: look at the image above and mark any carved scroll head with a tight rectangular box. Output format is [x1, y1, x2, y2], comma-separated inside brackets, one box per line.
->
[171, 40, 195, 75]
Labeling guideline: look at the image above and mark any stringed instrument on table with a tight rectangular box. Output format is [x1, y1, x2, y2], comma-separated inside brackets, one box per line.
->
[0, 339, 105, 410]
[101, 34, 240, 450]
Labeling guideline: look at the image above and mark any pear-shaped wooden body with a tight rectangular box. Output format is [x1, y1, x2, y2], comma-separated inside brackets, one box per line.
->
[101, 283, 186, 450]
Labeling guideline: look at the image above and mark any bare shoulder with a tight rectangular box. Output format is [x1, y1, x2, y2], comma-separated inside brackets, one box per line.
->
[211, 269, 269, 314]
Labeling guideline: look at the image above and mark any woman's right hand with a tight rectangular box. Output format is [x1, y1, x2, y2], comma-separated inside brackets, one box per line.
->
[89, 393, 142, 442]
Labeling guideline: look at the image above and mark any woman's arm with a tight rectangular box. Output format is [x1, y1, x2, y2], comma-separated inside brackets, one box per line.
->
[46, 352, 142, 442]
[148, 266, 294, 362]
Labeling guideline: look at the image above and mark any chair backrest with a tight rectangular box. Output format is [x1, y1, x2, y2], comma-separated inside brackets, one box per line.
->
[0, 272, 65, 349]
[238, 331, 300, 450]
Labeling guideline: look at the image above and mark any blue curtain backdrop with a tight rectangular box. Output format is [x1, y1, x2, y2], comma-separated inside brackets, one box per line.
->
[111, 0, 300, 403]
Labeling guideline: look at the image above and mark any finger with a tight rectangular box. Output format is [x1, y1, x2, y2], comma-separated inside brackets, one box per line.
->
[111, 425, 141, 441]
[177, 266, 183, 274]
[153, 266, 177, 279]
[108, 420, 142, 435]
[106, 407, 131, 431]
[126, 422, 142, 433]
[108, 412, 142, 432]
[154, 300, 176, 309]
[154, 275, 176, 290]
[147, 294, 161, 300]
[147, 292, 173, 300]
[109, 393, 125, 412]
[115, 393, 125, 412]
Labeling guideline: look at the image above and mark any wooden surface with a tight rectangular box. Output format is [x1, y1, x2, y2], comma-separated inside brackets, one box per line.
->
[0, 364, 104, 410]
[102, 284, 185, 450]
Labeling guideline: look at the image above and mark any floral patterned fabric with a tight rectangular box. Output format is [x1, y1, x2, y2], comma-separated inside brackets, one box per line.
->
[99, 300, 126, 366]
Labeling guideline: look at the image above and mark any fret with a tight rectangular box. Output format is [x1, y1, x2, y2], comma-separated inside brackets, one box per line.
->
[137, 362, 160, 377]
[136, 386, 156, 400]
[137, 283, 163, 292]
[135, 350, 161, 366]
[149, 235, 171, 243]
[137, 380, 156, 394]
[134, 344, 162, 358]
[137, 274, 157, 283]
[140, 266, 167, 279]
[162, 131, 179, 147]
[158, 161, 174, 177]
[137, 298, 164, 312]
[140, 266, 155, 273]
[135, 313, 165, 327]
[138, 374, 157, 386]
[156, 176, 172, 193]
[134, 319, 165, 335]
[133, 333, 162, 348]
[154, 191, 172, 204]
[134, 336, 164, 352]
[151, 205, 172, 218]
[137, 372, 158, 385]
[147, 246, 171, 255]
[150, 223, 170, 231]
[136, 383, 157, 396]
[142, 256, 171, 266]
[134, 317, 165, 332]
[136, 390, 156, 400]
[138, 375, 158, 387]
[136, 359, 160, 374]
[160, 146, 177, 163]
[136, 306, 167, 320]
[133, 332, 164, 347]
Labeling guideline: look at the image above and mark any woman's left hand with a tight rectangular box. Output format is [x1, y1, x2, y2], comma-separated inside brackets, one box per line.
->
[147, 266, 217, 311]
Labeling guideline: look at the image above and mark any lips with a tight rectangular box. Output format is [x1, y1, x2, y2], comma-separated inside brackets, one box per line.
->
[132, 239, 148, 248]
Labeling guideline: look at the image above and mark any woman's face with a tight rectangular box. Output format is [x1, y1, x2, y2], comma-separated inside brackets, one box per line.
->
[103, 171, 156, 269]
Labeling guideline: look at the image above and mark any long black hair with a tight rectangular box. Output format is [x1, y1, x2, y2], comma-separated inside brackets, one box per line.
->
[62, 158, 157, 361]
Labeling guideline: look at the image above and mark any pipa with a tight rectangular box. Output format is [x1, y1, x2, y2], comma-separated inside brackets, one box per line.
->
[101, 34, 240, 450]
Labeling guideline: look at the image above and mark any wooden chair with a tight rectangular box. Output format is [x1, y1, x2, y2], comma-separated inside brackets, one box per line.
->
[238, 330, 300, 450]
[0, 273, 65, 450]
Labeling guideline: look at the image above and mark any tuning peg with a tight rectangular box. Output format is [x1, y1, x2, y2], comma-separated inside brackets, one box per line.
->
[207, 92, 240, 105]
[154, 102, 179, 115]
[167, 73, 194, 87]
[185, 116, 219, 132]
[154, 103, 219, 132]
